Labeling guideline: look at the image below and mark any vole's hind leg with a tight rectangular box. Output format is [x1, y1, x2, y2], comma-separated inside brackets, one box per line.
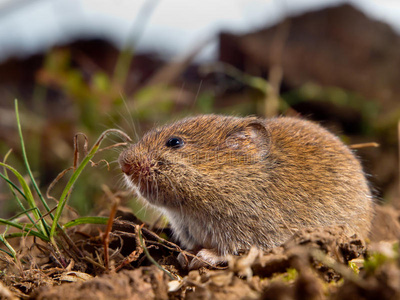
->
[177, 248, 227, 270]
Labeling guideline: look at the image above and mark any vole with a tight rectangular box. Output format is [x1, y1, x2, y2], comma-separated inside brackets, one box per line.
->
[118, 115, 373, 267]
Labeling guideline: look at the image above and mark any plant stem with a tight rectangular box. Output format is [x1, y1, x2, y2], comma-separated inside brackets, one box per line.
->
[15, 100, 52, 235]
[49, 129, 131, 249]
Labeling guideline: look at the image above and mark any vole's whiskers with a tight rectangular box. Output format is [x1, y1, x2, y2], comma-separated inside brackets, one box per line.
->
[104, 131, 131, 146]
[135, 198, 149, 217]
[104, 113, 126, 133]
[116, 174, 128, 190]
[151, 172, 159, 203]
[108, 158, 120, 165]
[107, 148, 124, 155]
[156, 181, 162, 207]
[120, 95, 140, 141]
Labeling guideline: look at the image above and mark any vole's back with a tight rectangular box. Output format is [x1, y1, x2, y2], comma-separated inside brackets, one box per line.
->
[262, 118, 372, 240]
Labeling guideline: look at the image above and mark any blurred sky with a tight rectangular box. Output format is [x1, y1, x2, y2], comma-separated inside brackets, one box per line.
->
[0, 0, 399, 62]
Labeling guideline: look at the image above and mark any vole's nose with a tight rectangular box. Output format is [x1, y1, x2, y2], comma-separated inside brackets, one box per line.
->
[120, 160, 132, 175]
[118, 152, 133, 175]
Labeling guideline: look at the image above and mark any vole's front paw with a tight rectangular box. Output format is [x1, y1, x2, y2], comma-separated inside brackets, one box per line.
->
[177, 249, 196, 269]
[178, 248, 226, 270]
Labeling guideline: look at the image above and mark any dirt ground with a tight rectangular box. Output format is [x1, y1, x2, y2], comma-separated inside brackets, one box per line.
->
[0, 204, 399, 300]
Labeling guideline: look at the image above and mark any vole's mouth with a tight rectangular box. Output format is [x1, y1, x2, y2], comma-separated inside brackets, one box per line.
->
[119, 154, 175, 207]
[123, 172, 164, 205]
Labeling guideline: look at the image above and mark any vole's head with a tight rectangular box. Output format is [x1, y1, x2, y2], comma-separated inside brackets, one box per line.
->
[118, 115, 270, 208]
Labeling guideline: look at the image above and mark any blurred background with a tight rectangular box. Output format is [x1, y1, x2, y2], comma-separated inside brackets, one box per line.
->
[0, 0, 399, 217]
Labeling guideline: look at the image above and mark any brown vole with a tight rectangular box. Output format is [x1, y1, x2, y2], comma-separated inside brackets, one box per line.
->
[118, 115, 373, 266]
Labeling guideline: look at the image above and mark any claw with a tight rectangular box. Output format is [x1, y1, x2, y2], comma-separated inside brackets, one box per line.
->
[178, 248, 227, 270]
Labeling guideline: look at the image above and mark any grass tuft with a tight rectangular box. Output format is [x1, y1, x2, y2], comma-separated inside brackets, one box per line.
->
[0, 99, 131, 265]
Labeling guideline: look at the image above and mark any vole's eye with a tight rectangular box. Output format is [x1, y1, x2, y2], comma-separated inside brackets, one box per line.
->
[166, 137, 184, 149]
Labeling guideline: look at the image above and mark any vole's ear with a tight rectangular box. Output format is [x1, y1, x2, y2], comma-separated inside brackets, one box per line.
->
[225, 120, 271, 153]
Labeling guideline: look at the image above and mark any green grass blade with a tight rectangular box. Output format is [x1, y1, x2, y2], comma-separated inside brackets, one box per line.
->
[0, 247, 14, 257]
[15, 100, 53, 224]
[63, 216, 109, 228]
[0, 153, 38, 227]
[1, 149, 32, 209]
[8, 208, 41, 221]
[0, 218, 49, 240]
[4, 232, 34, 239]
[0, 162, 48, 236]
[0, 172, 27, 201]
[0, 226, 16, 258]
[0, 232, 16, 258]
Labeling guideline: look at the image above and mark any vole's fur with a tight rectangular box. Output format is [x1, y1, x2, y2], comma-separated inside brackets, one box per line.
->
[119, 115, 373, 256]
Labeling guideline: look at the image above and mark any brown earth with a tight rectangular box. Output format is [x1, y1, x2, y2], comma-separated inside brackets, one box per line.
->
[0, 205, 400, 299]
